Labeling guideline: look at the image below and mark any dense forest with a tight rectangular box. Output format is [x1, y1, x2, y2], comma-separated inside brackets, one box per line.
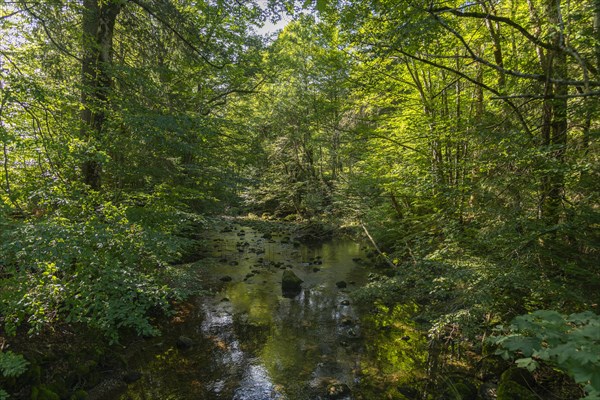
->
[0, 0, 598, 399]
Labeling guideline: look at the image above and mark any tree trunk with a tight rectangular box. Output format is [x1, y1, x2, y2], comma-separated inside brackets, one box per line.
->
[1, 68, 11, 202]
[482, 1, 505, 87]
[81, 0, 122, 190]
[595, 0, 600, 71]
[529, 0, 568, 223]
[543, 0, 568, 224]
[389, 191, 403, 219]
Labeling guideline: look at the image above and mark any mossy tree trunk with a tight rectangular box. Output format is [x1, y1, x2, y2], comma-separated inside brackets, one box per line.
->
[81, 0, 123, 190]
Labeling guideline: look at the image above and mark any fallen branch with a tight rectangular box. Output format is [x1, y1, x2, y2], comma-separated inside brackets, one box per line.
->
[360, 222, 396, 268]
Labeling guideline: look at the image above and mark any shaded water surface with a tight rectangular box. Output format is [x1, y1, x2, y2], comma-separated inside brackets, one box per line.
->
[121, 221, 427, 400]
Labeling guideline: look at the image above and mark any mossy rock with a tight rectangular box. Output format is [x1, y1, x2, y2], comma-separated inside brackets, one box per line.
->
[281, 270, 303, 296]
[500, 367, 535, 388]
[496, 381, 537, 400]
[31, 385, 60, 400]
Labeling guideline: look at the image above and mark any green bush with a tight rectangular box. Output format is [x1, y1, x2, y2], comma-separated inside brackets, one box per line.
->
[0, 203, 174, 343]
[489, 310, 600, 399]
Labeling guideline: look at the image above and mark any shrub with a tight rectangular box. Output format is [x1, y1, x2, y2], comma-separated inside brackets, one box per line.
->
[489, 310, 600, 399]
[0, 203, 173, 343]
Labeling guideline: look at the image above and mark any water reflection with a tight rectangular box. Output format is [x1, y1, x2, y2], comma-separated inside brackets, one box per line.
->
[120, 222, 427, 400]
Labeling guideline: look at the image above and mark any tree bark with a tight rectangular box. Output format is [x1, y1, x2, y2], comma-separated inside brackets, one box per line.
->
[595, 0, 600, 72]
[538, 0, 568, 223]
[482, 1, 505, 87]
[81, 0, 122, 190]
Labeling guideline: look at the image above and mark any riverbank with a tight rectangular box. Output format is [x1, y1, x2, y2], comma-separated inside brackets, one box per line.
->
[0, 216, 364, 399]
[1, 216, 586, 400]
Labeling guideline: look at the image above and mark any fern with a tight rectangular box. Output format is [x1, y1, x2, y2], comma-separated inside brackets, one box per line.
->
[0, 350, 29, 378]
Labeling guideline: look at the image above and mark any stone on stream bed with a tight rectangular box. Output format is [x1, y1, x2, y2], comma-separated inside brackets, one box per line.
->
[281, 270, 303, 297]
[176, 335, 194, 350]
[336, 281, 347, 288]
[326, 382, 351, 399]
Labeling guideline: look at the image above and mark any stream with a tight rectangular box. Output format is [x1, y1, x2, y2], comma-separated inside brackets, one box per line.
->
[119, 220, 428, 400]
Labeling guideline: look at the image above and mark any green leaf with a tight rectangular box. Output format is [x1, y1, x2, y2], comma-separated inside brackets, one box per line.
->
[316, 0, 328, 12]
[0, 351, 29, 378]
[515, 357, 539, 372]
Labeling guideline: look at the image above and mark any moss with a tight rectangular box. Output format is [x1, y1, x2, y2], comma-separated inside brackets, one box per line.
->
[496, 381, 537, 400]
[500, 367, 535, 388]
[70, 389, 89, 400]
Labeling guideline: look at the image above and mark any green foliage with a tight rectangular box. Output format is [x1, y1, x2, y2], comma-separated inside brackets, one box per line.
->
[0, 350, 29, 399]
[0, 0, 598, 397]
[490, 310, 600, 399]
[0, 351, 29, 378]
[0, 202, 174, 343]
[238, 15, 353, 219]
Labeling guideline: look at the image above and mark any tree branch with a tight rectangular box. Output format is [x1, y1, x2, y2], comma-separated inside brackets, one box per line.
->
[0, 8, 25, 20]
[389, 46, 534, 137]
[365, 132, 427, 155]
[491, 91, 600, 100]
[129, 0, 225, 69]
[20, 3, 82, 62]
[361, 222, 397, 269]
[429, 11, 599, 87]
[430, 5, 598, 78]
[429, 7, 552, 52]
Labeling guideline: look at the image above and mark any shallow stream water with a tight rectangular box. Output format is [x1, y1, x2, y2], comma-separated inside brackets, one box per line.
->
[120, 221, 428, 400]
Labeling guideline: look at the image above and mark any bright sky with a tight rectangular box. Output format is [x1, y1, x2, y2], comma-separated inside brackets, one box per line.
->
[254, 0, 292, 38]
[257, 17, 290, 36]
